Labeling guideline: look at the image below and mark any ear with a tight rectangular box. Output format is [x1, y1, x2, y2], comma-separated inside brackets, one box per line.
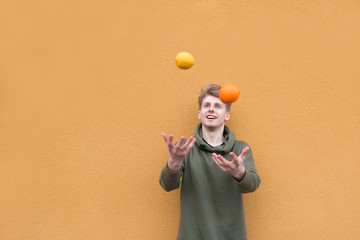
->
[198, 110, 201, 119]
[225, 111, 230, 121]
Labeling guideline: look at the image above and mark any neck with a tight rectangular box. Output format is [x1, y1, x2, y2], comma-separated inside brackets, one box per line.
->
[202, 124, 225, 147]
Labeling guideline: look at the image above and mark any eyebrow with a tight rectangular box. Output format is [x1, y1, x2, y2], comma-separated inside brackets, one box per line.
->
[203, 102, 222, 105]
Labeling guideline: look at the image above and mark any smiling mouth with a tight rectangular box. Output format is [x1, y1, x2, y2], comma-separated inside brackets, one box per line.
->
[206, 115, 217, 119]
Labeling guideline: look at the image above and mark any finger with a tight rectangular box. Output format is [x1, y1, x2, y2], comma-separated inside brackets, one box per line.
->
[212, 154, 229, 172]
[212, 154, 222, 167]
[176, 136, 186, 149]
[162, 133, 169, 143]
[167, 135, 175, 151]
[212, 153, 219, 163]
[180, 136, 193, 150]
[162, 133, 174, 152]
[184, 137, 196, 153]
[229, 152, 240, 166]
[214, 154, 231, 168]
[168, 135, 174, 145]
[240, 146, 250, 158]
[229, 152, 238, 161]
[211, 153, 219, 164]
[217, 154, 230, 165]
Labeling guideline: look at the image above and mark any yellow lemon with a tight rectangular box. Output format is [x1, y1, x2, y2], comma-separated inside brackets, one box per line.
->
[175, 52, 194, 69]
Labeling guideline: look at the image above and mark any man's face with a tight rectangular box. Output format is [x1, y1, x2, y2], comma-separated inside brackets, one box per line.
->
[198, 95, 230, 129]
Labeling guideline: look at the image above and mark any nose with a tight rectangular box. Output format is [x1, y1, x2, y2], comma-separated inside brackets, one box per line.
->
[209, 105, 214, 111]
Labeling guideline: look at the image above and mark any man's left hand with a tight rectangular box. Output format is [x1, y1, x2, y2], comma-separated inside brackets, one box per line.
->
[212, 146, 249, 180]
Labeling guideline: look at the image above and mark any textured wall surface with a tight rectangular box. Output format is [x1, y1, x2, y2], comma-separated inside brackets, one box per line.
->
[1, 1, 359, 239]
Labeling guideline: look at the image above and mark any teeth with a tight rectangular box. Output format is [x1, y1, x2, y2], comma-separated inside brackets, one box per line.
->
[207, 116, 216, 119]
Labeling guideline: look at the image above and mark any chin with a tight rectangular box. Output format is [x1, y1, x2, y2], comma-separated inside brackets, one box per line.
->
[202, 122, 223, 129]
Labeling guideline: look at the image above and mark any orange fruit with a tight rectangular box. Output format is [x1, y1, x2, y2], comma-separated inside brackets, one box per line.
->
[219, 84, 240, 104]
[175, 52, 194, 69]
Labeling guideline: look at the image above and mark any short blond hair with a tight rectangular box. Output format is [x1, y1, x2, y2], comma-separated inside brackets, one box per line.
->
[198, 84, 231, 111]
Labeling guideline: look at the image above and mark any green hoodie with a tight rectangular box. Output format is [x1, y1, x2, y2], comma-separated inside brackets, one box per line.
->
[160, 124, 261, 240]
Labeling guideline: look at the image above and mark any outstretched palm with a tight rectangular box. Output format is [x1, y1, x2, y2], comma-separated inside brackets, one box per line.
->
[162, 133, 196, 171]
[212, 146, 249, 180]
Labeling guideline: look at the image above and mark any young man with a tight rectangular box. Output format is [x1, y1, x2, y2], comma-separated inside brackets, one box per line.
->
[159, 84, 261, 240]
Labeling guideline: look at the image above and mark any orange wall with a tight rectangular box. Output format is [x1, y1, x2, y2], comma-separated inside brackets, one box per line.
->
[1, 1, 359, 239]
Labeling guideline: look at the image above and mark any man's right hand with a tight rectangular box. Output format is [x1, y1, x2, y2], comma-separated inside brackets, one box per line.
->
[162, 133, 196, 172]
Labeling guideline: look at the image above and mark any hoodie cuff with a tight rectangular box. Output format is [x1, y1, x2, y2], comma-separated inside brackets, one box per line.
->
[162, 164, 181, 179]
[234, 169, 251, 185]
[233, 171, 246, 182]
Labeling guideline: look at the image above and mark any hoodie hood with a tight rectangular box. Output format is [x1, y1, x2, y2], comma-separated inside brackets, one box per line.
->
[194, 123, 236, 154]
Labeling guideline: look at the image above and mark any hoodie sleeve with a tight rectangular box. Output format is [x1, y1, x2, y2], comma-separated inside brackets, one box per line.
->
[159, 161, 184, 192]
[234, 143, 261, 193]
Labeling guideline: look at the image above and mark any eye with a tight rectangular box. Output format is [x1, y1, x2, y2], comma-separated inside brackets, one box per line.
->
[204, 104, 209, 108]
[215, 105, 221, 109]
